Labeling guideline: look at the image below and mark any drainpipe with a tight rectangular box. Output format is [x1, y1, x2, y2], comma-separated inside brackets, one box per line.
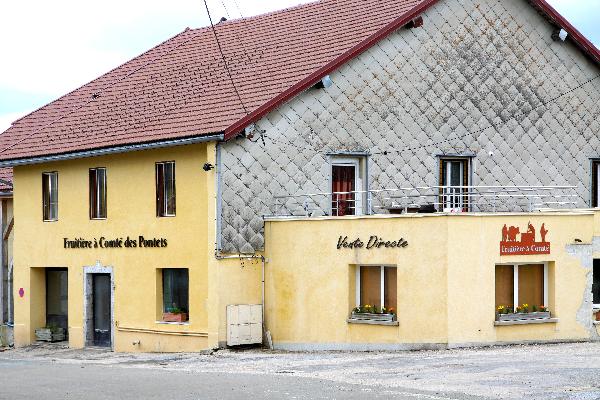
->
[7, 260, 12, 325]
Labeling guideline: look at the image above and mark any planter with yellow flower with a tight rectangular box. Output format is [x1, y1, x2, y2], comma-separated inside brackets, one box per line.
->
[496, 304, 551, 322]
[350, 305, 396, 322]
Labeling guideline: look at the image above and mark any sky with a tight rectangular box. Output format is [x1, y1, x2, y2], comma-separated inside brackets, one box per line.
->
[0, 0, 598, 132]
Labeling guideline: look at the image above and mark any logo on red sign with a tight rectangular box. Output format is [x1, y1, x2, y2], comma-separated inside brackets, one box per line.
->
[500, 222, 549, 255]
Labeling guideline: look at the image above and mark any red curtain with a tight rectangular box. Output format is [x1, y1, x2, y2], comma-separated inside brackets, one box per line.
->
[332, 165, 355, 216]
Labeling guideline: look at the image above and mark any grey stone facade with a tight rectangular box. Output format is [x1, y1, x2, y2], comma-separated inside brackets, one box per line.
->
[218, 0, 600, 254]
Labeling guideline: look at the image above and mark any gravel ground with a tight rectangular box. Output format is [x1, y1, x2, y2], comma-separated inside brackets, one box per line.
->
[1, 342, 600, 399]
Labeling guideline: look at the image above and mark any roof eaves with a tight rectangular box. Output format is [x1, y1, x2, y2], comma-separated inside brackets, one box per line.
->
[0, 133, 224, 168]
[222, 0, 439, 141]
[530, 0, 600, 66]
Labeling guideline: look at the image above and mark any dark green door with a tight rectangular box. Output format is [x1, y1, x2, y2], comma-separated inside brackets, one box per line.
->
[92, 274, 111, 347]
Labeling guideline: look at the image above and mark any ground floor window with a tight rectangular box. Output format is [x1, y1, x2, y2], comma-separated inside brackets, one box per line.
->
[162, 268, 189, 322]
[355, 265, 396, 314]
[495, 263, 548, 313]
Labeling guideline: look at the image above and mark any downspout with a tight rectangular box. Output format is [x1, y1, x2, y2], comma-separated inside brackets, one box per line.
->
[7, 260, 15, 326]
[7, 260, 11, 326]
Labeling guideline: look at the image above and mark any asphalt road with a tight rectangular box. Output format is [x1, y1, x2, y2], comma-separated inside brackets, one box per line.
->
[0, 360, 481, 400]
[1, 342, 600, 399]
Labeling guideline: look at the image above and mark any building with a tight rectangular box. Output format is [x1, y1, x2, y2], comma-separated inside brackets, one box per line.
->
[0, 168, 14, 346]
[1, 0, 600, 351]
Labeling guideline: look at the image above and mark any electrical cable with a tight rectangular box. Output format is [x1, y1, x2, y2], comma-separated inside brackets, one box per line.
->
[203, 0, 249, 116]
[371, 73, 600, 156]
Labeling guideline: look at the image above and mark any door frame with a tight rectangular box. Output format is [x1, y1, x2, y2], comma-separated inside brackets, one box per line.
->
[83, 264, 114, 350]
[330, 157, 364, 216]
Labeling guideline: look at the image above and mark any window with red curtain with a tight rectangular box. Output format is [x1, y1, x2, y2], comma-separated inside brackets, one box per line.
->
[332, 165, 355, 216]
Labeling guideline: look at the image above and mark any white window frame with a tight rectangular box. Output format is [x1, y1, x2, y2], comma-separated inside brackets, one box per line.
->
[331, 157, 363, 216]
[496, 262, 549, 312]
[441, 159, 466, 212]
[355, 265, 395, 308]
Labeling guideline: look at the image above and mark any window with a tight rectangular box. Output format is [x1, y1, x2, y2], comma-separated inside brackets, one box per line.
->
[42, 172, 58, 221]
[495, 264, 548, 312]
[439, 158, 469, 212]
[592, 161, 600, 207]
[89, 168, 107, 219]
[593, 259, 600, 307]
[162, 269, 189, 316]
[356, 265, 397, 312]
[156, 161, 176, 217]
[331, 157, 365, 216]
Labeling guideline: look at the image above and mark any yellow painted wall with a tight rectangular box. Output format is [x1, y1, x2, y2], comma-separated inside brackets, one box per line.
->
[215, 257, 263, 345]
[264, 212, 596, 349]
[13, 143, 219, 352]
[264, 215, 449, 348]
[10, 138, 599, 352]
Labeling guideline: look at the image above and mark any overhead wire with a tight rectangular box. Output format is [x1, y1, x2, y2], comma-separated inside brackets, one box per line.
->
[370, 73, 600, 156]
[202, 0, 249, 116]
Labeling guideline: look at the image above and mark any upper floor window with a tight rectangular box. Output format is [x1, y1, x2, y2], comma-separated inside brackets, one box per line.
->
[89, 168, 107, 219]
[156, 161, 176, 217]
[593, 259, 600, 308]
[592, 160, 600, 207]
[331, 157, 366, 216]
[439, 157, 469, 212]
[42, 172, 58, 221]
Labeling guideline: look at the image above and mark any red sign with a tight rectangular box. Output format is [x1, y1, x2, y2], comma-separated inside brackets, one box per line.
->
[500, 222, 549, 255]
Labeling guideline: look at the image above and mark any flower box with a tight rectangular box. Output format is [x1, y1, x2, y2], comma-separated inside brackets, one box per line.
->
[350, 312, 396, 322]
[162, 312, 188, 323]
[496, 311, 551, 322]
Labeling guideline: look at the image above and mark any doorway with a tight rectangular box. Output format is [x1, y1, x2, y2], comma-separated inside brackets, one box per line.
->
[46, 268, 68, 338]
[92, 274, 111, 346]
[84, 265, 113, 349]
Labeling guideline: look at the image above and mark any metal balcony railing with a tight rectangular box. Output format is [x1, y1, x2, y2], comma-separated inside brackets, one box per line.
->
[270, 185, 579, 217]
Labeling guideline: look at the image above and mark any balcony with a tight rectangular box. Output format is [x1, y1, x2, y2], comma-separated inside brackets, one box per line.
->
[270, 185, 579, 218]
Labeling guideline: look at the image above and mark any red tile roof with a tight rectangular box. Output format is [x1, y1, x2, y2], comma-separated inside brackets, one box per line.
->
[0, 168, 13, 192]
[0, 0, 432, 162]
[0, 0, 597, 164]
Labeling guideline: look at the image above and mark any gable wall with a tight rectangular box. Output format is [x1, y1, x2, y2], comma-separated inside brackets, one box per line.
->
[219, 0, 600, 253]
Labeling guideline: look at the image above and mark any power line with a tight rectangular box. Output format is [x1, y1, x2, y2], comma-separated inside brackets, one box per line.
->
[202, 0, 249, 115]
[371, 73, 600, 156]
[260, 72, 600, 158]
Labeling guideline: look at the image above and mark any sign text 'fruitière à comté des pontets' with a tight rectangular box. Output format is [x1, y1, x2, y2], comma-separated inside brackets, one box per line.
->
[337, 235, 408, 250]
[63, 236, 167, 249]
[500, 222, 549, 255]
